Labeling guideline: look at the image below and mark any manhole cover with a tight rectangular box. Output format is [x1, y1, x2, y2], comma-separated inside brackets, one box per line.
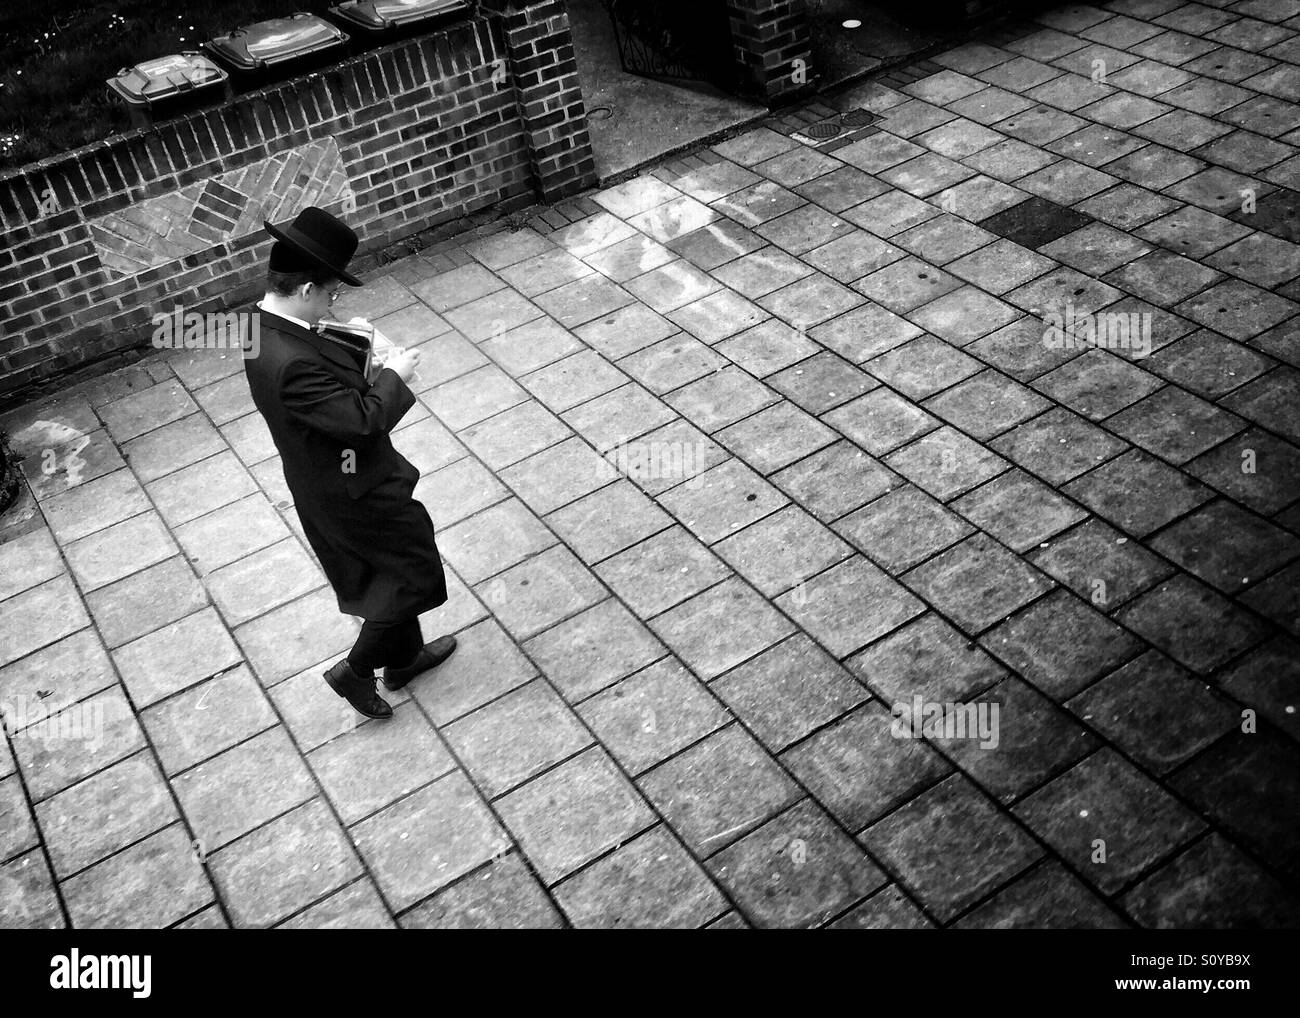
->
[841, 108, 877, 127]
[804, 120, 843, 140]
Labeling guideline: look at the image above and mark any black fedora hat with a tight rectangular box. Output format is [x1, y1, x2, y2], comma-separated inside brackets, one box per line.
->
[264, 206, 363, 286]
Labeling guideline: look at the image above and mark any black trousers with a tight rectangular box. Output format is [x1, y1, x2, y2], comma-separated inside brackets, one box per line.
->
[347, 617, 424, 675]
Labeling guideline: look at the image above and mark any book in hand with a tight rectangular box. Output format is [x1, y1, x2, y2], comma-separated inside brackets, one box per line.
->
[315, 317, 406, 384]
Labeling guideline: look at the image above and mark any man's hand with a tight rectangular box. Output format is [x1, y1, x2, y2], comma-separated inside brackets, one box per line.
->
[385, 347, 421, 384]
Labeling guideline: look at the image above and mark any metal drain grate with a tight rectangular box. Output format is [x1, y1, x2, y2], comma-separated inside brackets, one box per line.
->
[804, 120, 843, 140]
[841, 108, 878, 127]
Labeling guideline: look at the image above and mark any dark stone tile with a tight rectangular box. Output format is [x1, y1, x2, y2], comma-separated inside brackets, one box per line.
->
[401, 853, 562, 929]
[1029, 518, 1175, 611]
[782, 697, 951, 833]
[829, 884, 935, 928]
[497, 748, 655, 885]
[978, 196, 1093, 250]
[864, 335, 983, 399]
[1115, 572, 1270, 673]
[1218, 635, 1300, 741]
[902, 533, 1056, 635]
[835, 484, 973, 573]
[883, 426, 1010, 502]
[554, 825, 726, 929]
[444, 681, 592, 799]
[1170, 732, 1300, 883]
[822, 387, 940, 457]
[862, 773, 1042, 922]
[212, 798, 361, 928]
[1241, 558, 1300, 638]
[1107, 386, 1246, 465]
[714, 635, 866, 751]
[922, 369, 1052, 442]
[1150, 498, 1300, 592]
[578, 658, 729, 775]
[278, 879, 393, 930]
[980, 588, 1144, 700]
[952, 469, 1087, 553]
[650, 577, 795, 680]
[172, 728, 313, 852]
[593, 526, 730, 621]
[1067, 650, 1238, 775]
[714, 402, 838, 475]
[990, 407, 1128, 485]
[1062, 449, 1213, 537]
[309, 703, 454, 823]
[847, 611, 1007, 704]
[1229, 184, 1300, 243]
[772, 441, 901, 522]
[774, 555, 926, 657]
[940, 676, 1099, 802]
[664, 366, 778, 434]
[1014, 748, 1204, 894]
[1221, 366, 1300, 445]
[61, 826, 211, 929]
[1145, 330, 1275, 400]
[1032, 349, 1164, 422]
[767, 352, 878, 415]
[965, 316, 1085, 383]
[953, 861, 1127, 929]
[1176, 279, 1298, 343]
[709, 800, 887, 928]
[639, 724, 801, 855]
[1123, 833, 1300, 929]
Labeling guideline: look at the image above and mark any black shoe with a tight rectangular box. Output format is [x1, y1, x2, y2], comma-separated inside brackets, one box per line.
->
[324, 660, 393, 719]
[382, 635, 458, 691]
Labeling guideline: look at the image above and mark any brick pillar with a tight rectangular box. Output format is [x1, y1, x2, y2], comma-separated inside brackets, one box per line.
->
[726, 0, 816, 104]
[481, 0, 598, 201]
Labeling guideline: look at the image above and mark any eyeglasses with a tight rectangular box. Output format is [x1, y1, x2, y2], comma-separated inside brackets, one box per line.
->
[302, 284, 343, 304]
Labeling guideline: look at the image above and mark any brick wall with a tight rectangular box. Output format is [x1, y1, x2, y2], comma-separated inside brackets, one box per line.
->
[483, 0, 597, 198]
[727, 0, 817, 104]
[0, 2, 598, 407]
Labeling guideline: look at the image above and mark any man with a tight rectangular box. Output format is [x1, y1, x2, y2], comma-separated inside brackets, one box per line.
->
[245, 207, 455, 719]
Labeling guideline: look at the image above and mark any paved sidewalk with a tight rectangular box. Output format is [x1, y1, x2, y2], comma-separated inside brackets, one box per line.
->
[3, 0, 1300, 929]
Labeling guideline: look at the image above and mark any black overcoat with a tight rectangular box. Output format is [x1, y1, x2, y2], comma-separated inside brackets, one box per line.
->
[244, 310, 447, 622]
